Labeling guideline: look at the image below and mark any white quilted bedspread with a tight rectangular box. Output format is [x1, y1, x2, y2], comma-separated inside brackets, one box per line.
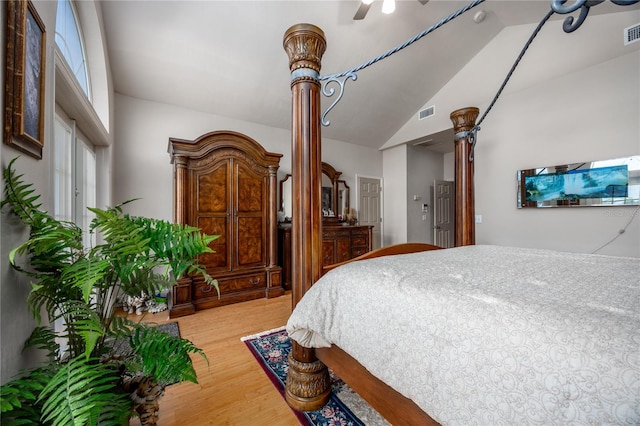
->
[286, 245, 640, 425]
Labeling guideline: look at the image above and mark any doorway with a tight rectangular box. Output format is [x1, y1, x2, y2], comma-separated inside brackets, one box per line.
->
[357, 176, 382, 249]
[433, 180, 454, 248]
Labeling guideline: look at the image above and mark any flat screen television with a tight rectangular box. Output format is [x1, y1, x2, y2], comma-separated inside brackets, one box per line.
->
[517, 156, 639, 208]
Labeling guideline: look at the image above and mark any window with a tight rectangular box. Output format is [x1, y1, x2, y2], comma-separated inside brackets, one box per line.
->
[76, 138, 96, 248]
[55, 0, 90, 99]
[52, 0, 106, 354]
[54, 112, 96, 247]
[52, 112, 96, 354]
[53, 115, 74, 222]
[54, 0, 106, 244]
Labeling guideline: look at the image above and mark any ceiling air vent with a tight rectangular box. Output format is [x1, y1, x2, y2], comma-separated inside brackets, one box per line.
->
[624, 23, 640, 45]
[419, 105, 435, 120]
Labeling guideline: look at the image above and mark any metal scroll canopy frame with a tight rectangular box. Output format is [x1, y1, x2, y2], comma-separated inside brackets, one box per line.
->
[318, 0, 640, 161]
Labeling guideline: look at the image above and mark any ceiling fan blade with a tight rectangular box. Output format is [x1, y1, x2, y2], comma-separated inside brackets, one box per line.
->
[417, 0, 429, 4]
[353, 2, 372, 20]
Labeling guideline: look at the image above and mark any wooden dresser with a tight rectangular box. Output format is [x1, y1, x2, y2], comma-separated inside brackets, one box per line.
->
[169, 131, 283, 317]
[278, 223, 373, 289]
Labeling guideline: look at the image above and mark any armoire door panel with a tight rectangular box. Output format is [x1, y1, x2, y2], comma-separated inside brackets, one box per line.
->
[235, 162, 264, 213]
[196, 163, 229, 213]
[236, 216, 265, 266]
[197, 216, 230, 269]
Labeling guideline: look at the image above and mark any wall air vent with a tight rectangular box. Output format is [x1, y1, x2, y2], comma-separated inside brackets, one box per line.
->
[419, 105, 435, 120]
[624, 23, 640, 45]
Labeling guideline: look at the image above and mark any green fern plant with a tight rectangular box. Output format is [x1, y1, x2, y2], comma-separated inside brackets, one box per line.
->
[0, 157, 218, 425]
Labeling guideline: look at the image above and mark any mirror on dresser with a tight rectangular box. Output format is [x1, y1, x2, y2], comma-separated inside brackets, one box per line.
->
[337, 180, 350, 221]
[277, 162, 371, 290]
[278, 162, 350, 223]
[320, 162, 345, 221]
[279, 174, 292, 222]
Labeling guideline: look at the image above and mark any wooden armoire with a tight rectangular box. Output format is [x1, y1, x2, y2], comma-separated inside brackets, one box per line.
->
[168, 131, 283, 318]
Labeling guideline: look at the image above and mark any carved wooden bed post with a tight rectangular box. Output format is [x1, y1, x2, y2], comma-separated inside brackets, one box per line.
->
[282, 24, 331, 411]
[450, 107, 479, 247]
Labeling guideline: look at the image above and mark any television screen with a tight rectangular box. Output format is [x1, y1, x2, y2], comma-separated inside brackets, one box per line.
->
[524, 165, 629, 202]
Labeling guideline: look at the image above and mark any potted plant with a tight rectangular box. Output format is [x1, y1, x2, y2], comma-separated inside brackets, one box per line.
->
[0, 158, 218, 425]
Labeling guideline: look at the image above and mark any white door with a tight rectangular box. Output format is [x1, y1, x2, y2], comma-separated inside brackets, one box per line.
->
[53, 110, 97, 354]
[434, 180, 454, 248]
[358, 176, 382, 249]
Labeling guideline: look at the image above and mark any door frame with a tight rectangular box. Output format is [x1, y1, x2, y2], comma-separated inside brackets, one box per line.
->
[355, 174, 383, 249]
[433, 179, 455, 248]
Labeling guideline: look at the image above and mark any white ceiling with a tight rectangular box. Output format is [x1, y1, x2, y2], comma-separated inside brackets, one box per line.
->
[100, 0, 636, 151]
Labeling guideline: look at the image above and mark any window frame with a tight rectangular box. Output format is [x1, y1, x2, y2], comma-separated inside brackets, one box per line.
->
[54, 0, 91, 101]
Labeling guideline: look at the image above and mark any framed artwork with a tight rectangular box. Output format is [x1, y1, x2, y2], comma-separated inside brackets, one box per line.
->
[4, 0, 46, 159]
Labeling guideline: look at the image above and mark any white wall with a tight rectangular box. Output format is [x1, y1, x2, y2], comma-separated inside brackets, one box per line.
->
[113, 95, 382, 221]
[473, 51, 639, 257]
[321, 135, 383, 210]
[0, 154, 51, 384]
[383, 11, 640, 257]
[382, 145, 408, 246]
[443, 152, 455, 181]
[383, 11, 640, 150]
[1, 0, 56, 384]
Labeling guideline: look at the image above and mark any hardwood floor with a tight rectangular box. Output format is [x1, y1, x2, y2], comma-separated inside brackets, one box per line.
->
[128, 292, 300, 425]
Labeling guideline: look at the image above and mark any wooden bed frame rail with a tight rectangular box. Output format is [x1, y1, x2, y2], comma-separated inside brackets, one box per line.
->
[323, 242, 443, 273]
[316, 344, 440, 425]
[282, 23, 477, 424]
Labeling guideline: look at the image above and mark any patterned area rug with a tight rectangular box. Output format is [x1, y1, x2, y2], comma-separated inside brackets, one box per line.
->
[241, 327, 389, 426]
[108, 322, 180, 358]
[155, 321, 180, 337]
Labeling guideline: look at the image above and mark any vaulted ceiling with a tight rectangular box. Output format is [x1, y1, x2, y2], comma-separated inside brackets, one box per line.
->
[100, 0, 636, 150]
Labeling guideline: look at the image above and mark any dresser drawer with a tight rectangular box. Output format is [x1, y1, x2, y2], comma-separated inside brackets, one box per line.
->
[351, 247, 368, 258]
[351, 236, 369, 248]
[220, 273, 266, 293]
[350, 227, 369, 236]
[322, 241, 335, 267]
[323, 228, 351, 240]
[193, 272, 266, 298]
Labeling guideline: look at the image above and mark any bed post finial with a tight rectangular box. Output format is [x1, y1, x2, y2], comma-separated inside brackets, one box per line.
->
[450, 107, 479, 247]
[283, 23, 331, 412]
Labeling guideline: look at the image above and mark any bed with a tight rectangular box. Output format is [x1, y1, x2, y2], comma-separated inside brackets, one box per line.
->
[287, 245, 640, 424]
[280, 10, 639, 426]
